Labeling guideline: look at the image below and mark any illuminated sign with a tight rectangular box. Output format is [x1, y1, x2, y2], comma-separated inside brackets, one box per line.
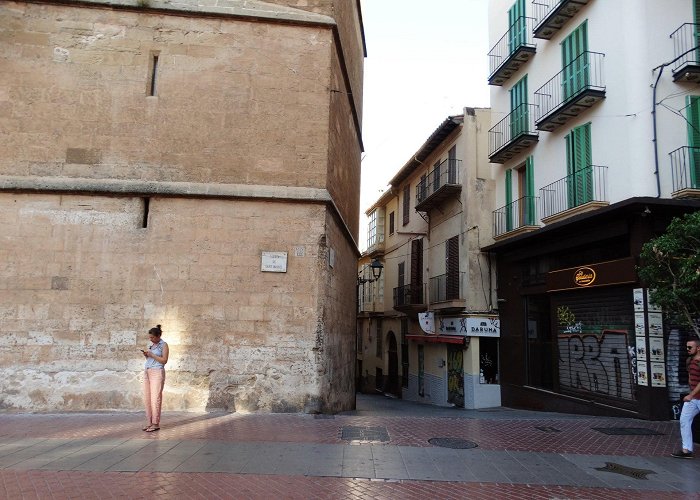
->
[574, 267, 596, 287]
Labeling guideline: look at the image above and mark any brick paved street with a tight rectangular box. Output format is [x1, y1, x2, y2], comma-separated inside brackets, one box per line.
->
[0, 394, 698, 499]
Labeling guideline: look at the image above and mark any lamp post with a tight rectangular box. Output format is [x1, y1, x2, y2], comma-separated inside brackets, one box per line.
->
[355, 257, 383, 404]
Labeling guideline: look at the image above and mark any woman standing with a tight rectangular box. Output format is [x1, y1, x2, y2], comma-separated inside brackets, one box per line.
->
[142, 324, 168, 432]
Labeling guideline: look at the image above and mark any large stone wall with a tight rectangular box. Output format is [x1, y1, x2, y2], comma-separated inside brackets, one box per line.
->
[0, 193, 340, 412]
[0, 0, 364, 412]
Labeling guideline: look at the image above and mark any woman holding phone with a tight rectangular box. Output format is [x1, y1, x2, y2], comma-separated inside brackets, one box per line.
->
[141, 324, 168, 432]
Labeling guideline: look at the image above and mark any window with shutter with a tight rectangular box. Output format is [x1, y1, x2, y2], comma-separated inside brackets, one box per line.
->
[686, 96, 700, 188]
[565, 122, 593, 208]
[411, 239, 423, 304]
[510, 75, 529, 140]
[505, 169, 513, 231]
[446, 235, 459, 300]
[402, 184, 410, 225]
[448, 145, 457, 184]
[562, 21, 589, 101]
[508, 0, 526, 55]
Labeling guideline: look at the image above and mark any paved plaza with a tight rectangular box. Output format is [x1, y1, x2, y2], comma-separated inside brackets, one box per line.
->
[0, 394, 698, 499]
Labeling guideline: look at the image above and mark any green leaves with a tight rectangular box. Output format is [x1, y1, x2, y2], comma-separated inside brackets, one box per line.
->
[639, 211, 700, 337]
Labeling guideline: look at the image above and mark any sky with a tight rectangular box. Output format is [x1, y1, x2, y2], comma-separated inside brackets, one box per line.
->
[358, 0, 491, 249]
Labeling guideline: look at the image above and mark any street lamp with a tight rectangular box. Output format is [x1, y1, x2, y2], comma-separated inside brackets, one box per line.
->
[358, 258, 383, 283]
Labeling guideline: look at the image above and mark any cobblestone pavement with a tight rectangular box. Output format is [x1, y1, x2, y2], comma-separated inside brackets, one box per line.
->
[0, 394, 697, 499]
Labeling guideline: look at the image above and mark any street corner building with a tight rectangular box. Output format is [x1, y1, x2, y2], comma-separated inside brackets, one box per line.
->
[0, 0, 366, 413]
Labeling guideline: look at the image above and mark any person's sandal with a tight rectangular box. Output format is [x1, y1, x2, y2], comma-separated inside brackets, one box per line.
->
[145, 426, 160, 432]
[142, 424, 152, 431]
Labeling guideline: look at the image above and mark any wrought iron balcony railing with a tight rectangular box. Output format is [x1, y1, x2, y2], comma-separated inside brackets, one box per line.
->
[488, 103, 539, 163]
[493, 195, 538, 238]
[539, 165, 608, 220]
[532, 0, 591, 40]
[534, 51, 605, 130]
[671, 23, 700, 81]
[669, 146, 700, 194]
[393, 283, 424, 309]
[415, 159, 461, 210]
[429, 272, 464, 303]
[488, 16, 537, 86]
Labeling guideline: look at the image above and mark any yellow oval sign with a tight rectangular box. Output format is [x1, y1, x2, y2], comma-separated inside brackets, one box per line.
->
[574, 267, 596, 286]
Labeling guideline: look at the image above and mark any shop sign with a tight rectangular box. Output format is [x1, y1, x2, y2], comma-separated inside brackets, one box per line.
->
[574, 267, 596, 287]
[438, 317, 500, 337]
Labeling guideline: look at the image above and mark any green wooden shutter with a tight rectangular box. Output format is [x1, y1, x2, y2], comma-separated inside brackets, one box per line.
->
[508, 0, 526, 54]
[562, 21, 589, 101]
[687, 96, 700, 188]
[695, 0, 700, 64]
[566, 123, 592, 208]
[525, 156, 535, 225]
[510, 75, 528, 139]
[446, 235, 459, 300]
[505, 169, 513, 231]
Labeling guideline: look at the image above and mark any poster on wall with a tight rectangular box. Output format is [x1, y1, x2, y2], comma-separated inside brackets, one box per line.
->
[637, 360, 649, 386]
[649, 337, 665, 362]
[648, 312, 663, 337]
[635, 336, 647, 360]
[633, 288, 644, 311]
[651, 362, 667, 387]
[634, 312, 646, 336]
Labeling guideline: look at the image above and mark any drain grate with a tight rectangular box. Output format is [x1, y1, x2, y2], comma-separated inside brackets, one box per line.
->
[535, 426, 561, 433]
[595, 462, 656, 480]
[428, 437, 478, 449]
[340, 426, 389, 442]
[314, 414, 335, 419]
[592, 427, 663, 436]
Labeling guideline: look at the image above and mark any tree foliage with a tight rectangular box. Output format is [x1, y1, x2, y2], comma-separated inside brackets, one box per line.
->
[638, 211, 700, 338]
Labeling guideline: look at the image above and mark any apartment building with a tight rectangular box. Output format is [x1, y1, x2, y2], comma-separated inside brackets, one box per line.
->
[485, 0, 700, 419]
[0, 0, 365, 413]
[358, 108, 499, 409]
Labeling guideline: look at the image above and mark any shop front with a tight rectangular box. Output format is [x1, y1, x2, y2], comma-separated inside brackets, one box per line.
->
[485, 198, 700, 420]
[405, 315, 501, 409]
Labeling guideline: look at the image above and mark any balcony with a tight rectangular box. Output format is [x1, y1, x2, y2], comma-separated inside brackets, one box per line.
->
[671, 24, 700, 82]
[488, 104, 539, 163]
[393, 284, 425, 312]
[534, 51, 605, 132]
[669, 146, 700, 198]
[429, 272, 465, 311]
[415, 159, 462, 212]
[493, 196, 539, 239]
[532, 0, 591, 40]
[539, 165, 608, 223]
[488, 16, 537, 86]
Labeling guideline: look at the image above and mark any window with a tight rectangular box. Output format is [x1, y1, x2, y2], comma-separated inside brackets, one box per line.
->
[448, 145, 457, 183]
[446, 235, 459, 300]
[516, 156, 535, 226]
[367, 210, 377, 249]
[562, 21, 589, 101]
[508, 0, 527, 54]
[375, 318, 383, 358]
[565, 122, 592, 208]
[389, 211, 395, 235]
[505, 169, 513, 231]
[510, 75, 528, 138]
[402, 184, 410, 225]
[686, 96, 700, 187]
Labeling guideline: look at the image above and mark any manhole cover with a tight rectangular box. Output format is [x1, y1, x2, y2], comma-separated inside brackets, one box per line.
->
[428, 437, 478, 449]
[595, 462, 655, 480]
[340, 426, 389, 442]
[535, 426, 561, 433]
[314, 414, 335, 419]
[592, 427, 663, 436]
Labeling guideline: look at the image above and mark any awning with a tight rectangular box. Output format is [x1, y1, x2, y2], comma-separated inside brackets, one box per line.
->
[406, 334, 467, 345]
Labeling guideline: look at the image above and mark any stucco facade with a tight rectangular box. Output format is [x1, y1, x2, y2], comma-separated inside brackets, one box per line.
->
[0, 0, 365, 412]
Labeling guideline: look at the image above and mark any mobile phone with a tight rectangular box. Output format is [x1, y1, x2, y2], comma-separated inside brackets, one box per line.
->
[140, 349, 146, 353]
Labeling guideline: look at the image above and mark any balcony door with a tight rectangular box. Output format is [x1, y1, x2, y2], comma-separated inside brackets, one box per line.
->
[565, 122, 593, 208]
[508, 0, 527, 54]
[562, 21, 589, 101]
[448, 145, 457, 184]
[510, 75, 529, 140]
[445, 235, 459, 300]
[410, 239, 423, 303]
[517, 157, 535, 226]
[687, 96, 700, 188]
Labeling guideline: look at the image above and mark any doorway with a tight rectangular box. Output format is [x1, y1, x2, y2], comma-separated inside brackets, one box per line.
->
[447, 345, 464, 407]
